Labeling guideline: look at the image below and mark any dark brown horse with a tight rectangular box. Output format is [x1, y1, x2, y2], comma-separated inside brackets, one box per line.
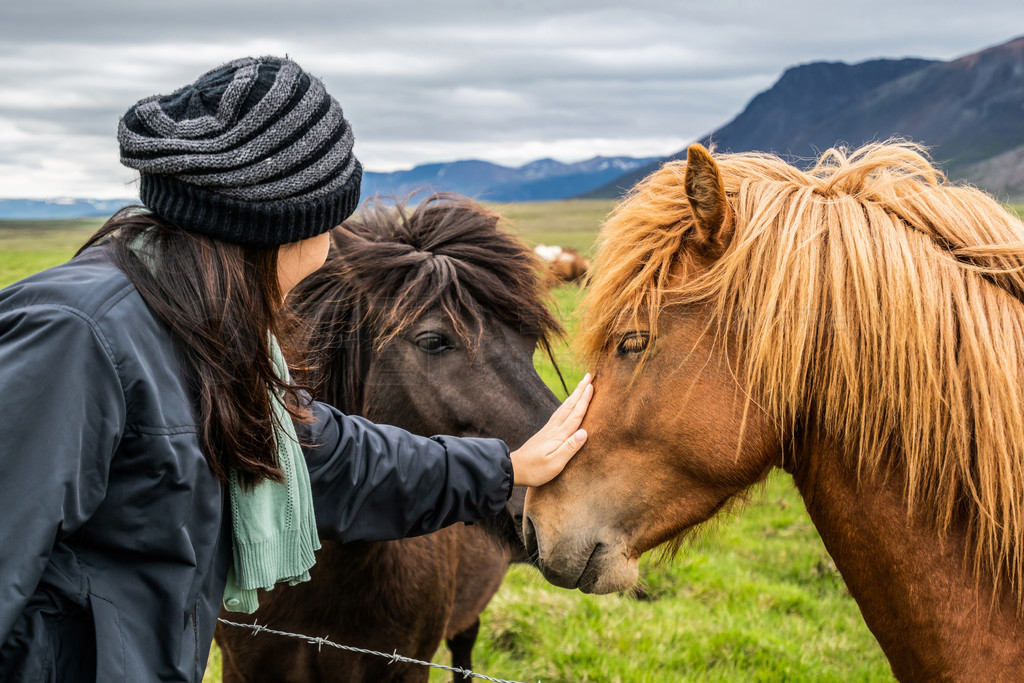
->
[524, 143, 1024, 680]
[216, 194, 562, 681]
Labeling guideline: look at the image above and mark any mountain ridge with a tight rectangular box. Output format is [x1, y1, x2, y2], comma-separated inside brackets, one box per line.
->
[360, 155, 659, 203]
[0, 155, 659, 219]
[0, 197, 136, 220]
[588, 35, 1024, 200]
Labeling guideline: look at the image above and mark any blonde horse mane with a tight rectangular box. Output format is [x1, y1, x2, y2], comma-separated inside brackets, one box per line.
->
[580, 141, 1024, 608]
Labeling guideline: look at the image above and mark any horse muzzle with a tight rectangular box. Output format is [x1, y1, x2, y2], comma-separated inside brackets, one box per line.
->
[523, 515, 638, 594]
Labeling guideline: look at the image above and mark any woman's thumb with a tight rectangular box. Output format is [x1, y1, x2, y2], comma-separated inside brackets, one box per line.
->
[558, 429, 587, 460]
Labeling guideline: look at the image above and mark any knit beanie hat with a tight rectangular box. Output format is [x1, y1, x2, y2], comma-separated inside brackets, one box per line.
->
[118, 56, 362, 246]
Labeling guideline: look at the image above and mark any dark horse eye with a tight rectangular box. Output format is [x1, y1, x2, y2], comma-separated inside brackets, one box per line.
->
[415, 332, 454, 355]
[617, 332, 650, 355]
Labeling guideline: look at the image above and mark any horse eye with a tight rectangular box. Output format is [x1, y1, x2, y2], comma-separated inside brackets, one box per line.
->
[616, 332, 650, 355]
[415, 332, 454, 355]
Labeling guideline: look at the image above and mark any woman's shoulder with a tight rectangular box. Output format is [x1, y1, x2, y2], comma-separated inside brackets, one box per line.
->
[0, 246, 138, 323]
[0, 247, 190, 405]
[0, 247, 171, 366]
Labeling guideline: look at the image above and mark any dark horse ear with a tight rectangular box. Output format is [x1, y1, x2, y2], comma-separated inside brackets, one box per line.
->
[684, 144, 733, 257]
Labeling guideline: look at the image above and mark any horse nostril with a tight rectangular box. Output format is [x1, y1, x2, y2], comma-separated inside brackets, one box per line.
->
[523, 516, 539, 561]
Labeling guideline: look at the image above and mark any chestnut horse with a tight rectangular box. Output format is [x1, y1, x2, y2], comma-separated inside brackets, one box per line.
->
[524, 142, 1024, 680]
[217, 194, 562, 681]
[534, 244, 591, 284]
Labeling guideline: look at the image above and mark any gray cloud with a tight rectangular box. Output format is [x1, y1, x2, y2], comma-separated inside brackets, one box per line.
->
[1, 0, 1022, 197]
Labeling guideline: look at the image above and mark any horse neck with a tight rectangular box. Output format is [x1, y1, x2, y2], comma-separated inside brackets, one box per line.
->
[785, 436, 1024, 679]
[313, 533, 450, 581]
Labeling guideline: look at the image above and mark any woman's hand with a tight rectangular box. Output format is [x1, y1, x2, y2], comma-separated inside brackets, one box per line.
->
[510, 373, 593, 487]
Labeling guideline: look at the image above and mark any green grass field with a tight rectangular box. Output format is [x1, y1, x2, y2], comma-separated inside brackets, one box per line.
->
[6, 200, 1023, 681]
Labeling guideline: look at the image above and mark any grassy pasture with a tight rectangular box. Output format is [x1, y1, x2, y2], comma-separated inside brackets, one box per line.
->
[493, 198, 615, 256]
[0, 218, 104, 286]
[4, 200, 1022, 681]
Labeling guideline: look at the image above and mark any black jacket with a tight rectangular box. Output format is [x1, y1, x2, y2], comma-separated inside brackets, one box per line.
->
[0, 247, 513, 682]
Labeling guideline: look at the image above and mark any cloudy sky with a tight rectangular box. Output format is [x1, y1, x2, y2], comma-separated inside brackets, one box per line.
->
[2, 0, 1022, 198]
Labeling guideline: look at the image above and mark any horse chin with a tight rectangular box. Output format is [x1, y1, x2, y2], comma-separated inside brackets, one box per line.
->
[538, 540, 639, 595]
[577, 551, 639, 595]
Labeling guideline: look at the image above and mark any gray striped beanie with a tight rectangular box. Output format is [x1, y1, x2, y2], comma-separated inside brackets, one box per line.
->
[118, 56, 362, 246]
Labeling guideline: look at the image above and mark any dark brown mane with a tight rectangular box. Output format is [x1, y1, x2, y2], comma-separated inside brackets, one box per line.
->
[288, 193, 563, 412]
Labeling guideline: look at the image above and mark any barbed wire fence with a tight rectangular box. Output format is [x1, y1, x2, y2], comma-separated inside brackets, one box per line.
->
[218, 618, 539, 683]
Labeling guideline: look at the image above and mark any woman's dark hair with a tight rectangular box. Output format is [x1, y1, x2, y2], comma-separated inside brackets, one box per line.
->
[78, 207, 311, 487]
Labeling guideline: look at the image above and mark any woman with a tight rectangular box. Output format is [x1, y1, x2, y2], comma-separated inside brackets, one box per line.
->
[0, 56, 591, 682]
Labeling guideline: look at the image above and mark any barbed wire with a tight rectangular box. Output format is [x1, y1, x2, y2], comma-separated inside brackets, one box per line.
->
[217, 618, 537, 683]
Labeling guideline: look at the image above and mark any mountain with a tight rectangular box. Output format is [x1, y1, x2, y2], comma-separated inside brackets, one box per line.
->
[702, 57, 939, 156]
[0, 198, 135, 220]
[361, 155, 659, 202]
[0, 155, 658, 219]
[362, 160, 519, 201]
[960, 145, 1024, 198]
[590, 35, 1024, 200]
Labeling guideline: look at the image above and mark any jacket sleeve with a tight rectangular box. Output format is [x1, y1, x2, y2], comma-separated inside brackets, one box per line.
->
[298, 400, 513, 542]
[0, 305, 126, 641]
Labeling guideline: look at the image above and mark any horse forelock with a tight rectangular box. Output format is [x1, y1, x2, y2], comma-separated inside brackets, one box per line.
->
[331, 193, 562, 347]
[288, 193, 563, 409]
[580, 140, 1024, 609]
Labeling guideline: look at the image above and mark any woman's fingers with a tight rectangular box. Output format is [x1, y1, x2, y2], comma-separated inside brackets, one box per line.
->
[568, 383, 593, 425]
[512, 427, 589, 487]
[509, 373, 594, 487]
[550, 373, 592, 426]
[550, 382, 593, 440]
[560, 428, 588, 458]
[547, 428, 588, 475]
[549, 383, 592, 443]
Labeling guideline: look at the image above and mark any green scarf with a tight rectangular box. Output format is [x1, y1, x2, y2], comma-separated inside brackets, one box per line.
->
[127, 234, 320, 613]
[221, 336, 321, 613]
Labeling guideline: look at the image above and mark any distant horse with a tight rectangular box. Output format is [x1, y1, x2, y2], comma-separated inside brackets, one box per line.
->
[533, 244, 590, 285]
[524, 142, 1024, 680]
[217, 194, 562, 682]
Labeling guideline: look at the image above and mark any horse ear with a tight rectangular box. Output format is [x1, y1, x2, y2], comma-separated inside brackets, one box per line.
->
[684, 144, 733, 256]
